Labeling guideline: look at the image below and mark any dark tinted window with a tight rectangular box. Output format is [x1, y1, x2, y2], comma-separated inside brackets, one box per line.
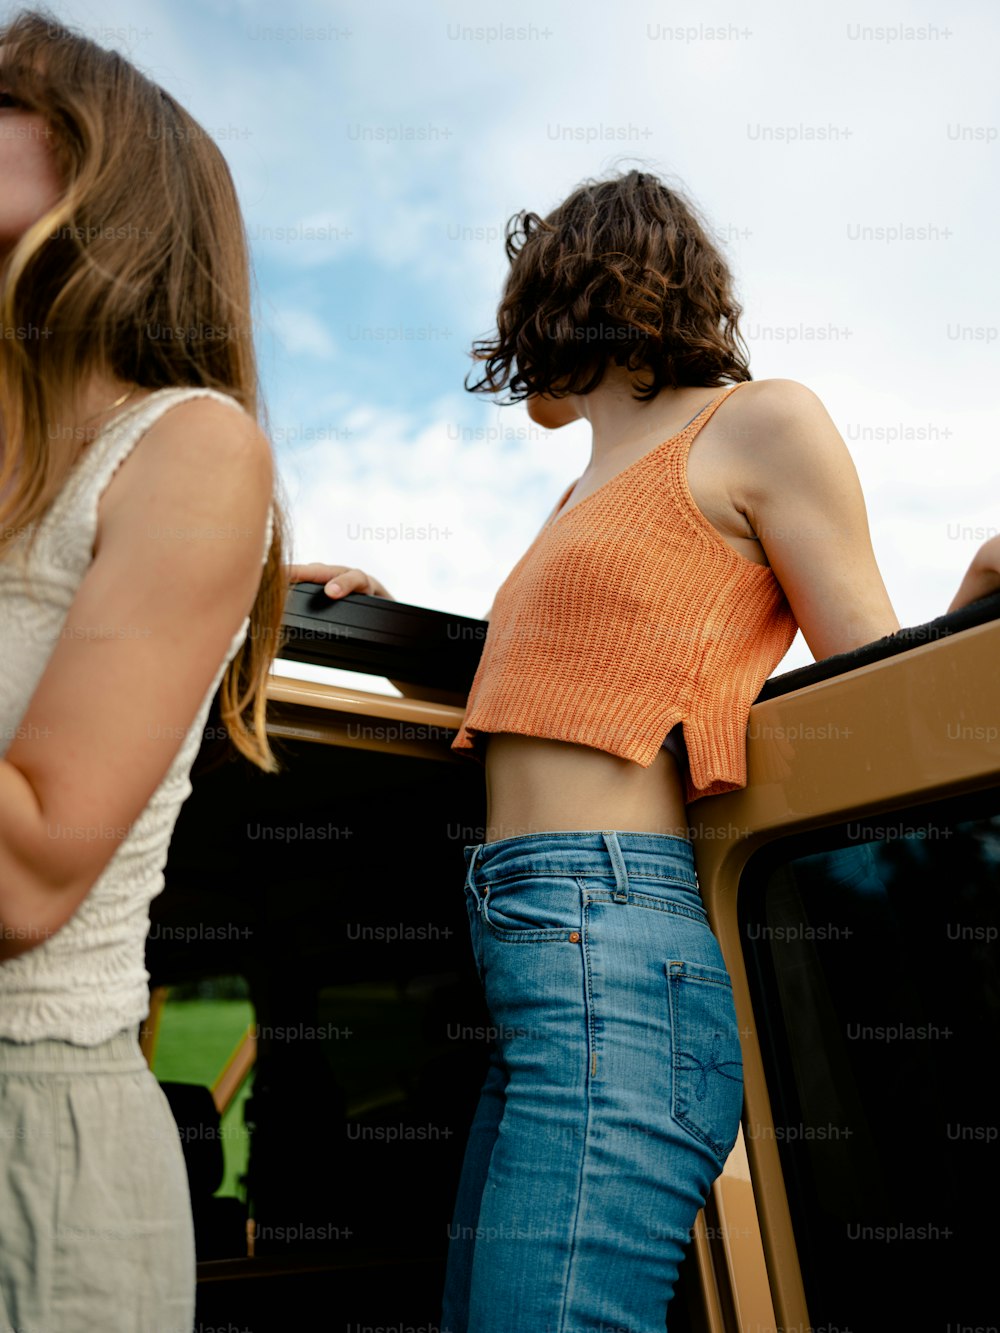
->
[740, 792, 1000, 1332]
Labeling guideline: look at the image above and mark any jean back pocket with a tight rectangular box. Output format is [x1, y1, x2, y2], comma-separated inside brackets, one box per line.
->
[666, 959, 744, 1164]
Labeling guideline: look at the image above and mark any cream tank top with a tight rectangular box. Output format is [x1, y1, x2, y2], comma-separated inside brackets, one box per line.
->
[0, 387, 272, 1044]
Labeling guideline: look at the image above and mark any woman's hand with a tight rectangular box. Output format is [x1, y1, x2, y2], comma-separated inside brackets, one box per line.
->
[283, 561, 465, 704]
[285, 563, 393, 600]
[282, 491, 563, 701]
[948, 535, 1000, 613]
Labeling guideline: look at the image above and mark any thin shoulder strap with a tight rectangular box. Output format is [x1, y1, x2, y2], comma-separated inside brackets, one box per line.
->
[83, 386, 247, 506]
[93, 387, 274, 560]
[543, 479, 578, 530]
[41, 386, 272, 566]
[681, 381, 748, 439]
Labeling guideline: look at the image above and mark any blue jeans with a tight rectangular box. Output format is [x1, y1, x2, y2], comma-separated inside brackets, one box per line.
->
[441, 831, 744, 1333]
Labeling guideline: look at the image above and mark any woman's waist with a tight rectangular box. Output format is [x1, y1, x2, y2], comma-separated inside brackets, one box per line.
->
[0, 1028, 147, 1072]
[464, 828, 701, 897]
[483, 732, 690, 841]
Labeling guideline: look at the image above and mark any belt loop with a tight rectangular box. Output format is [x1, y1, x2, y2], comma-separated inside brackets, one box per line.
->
[465, 842, 484, 901]
[602, 831, 630, 903]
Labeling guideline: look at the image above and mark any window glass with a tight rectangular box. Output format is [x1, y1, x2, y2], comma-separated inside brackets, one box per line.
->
[740, 794, 1000, 1331]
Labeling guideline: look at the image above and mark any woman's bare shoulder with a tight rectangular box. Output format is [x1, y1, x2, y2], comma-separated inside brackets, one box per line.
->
[99, 393, 272, 526]
[723, 378, 843, 467]
[142, 392, 270, 457]
[731, 378, 829, 426]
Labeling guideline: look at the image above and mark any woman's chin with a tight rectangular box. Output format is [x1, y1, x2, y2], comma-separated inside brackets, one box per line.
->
[527, 395, 573, 429]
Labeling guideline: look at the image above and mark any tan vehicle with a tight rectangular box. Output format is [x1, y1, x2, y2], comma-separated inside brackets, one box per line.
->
[151, 584, 1000, 1333]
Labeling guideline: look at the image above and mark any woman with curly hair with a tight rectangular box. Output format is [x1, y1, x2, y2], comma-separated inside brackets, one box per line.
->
[0, 12, 285, 1330]
[298, 169, 899, 1332]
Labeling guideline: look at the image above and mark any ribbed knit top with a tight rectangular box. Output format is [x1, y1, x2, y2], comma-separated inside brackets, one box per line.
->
[451, 383, 798, 802]
[0, 387, 271, 1044]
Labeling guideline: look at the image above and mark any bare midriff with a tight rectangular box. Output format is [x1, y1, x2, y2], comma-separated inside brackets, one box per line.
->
[471, 383, 779, 847]
[483, 733, 691, 844]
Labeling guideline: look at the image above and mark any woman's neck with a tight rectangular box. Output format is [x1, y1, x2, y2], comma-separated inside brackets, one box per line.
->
[572, 371, 726, 470]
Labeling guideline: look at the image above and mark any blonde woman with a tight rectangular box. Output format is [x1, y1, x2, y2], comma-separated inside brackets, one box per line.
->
[0, 13, 285, 1330]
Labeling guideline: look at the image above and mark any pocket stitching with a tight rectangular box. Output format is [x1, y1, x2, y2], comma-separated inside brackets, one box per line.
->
[481, 919, 575, 943]
[667, 962, 744, 1163]
[479, 882, 581, 943]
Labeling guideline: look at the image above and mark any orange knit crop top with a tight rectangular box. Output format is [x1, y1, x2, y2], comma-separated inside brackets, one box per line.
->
[451, 382, 799, 802]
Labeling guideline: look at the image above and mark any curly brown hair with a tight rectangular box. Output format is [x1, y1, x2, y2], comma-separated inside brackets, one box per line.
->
[467, 170, 751, 403]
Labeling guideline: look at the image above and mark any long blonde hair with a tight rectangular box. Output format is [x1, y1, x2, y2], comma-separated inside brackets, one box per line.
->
[0, 9, 285, 771]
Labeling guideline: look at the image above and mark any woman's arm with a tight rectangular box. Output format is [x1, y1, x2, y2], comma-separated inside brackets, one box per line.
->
[730, 380, 900, 658]
[948, 534, 1000, 612]
[0, 398, 273, 961]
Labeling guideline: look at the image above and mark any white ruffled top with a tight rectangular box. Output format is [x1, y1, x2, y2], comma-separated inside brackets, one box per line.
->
[0, 387, 271, 1044]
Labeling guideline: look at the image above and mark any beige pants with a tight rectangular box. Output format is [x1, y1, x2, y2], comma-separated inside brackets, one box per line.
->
[0, 1030, 195, 1333]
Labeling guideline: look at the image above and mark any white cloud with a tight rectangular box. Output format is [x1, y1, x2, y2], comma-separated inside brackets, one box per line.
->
[46, 0, 1000, 681]
[267, 306, 338, 360]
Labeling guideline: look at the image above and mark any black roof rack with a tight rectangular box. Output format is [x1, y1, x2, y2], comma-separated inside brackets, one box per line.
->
[280, 582, 1000, 702]
[280, 584, 487, 693]
[757, 588, 1000, 701]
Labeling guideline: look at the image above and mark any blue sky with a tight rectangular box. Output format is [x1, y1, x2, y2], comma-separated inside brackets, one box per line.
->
[14, 0, 1000, 684]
